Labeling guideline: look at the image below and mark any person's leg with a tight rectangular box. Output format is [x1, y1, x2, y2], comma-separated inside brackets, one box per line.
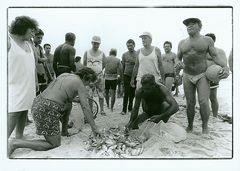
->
[122, 75, 130, 114]
[8, 112, 20, 138]
[210, 88, 218, 117]
[15, 110, 28, 139]
[110, 80, 117, 111]
[183, 74, 197, 133]
[197, 76, 210, 134]
[105, 88, 110, 109]
[174, 85, 179, 96]
[128, 79, 136, 112]
[61, 102, 72, 136]
[9, 134, 61, 156]
[165, 77, 175, 92]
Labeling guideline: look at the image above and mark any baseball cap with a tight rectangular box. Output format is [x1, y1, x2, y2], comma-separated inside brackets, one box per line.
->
[183, 18, 202, 26]
[139, 32, 152, 39]
[92, 35, 101, 43]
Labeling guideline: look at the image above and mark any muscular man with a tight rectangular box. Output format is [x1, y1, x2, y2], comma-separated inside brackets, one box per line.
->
[131, 32, 165, 89]
[121, 39, 138, 115]
[176, 18, 229, 134]
[83, 36, 106, 115]
[44, 43, 55, 80]
[205, 33, 229, 117]
[126, 74, 179, 130]
[162, 41, 177, 92]
[53, 32, 76, 77]
[104, 48, 122, 111]
[9, 67, 101, 156]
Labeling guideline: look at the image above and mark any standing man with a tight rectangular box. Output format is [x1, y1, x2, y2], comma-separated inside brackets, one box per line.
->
[176, 18, 229, 134]
[44, 43, 55, 80]
[121, 39, 138, 115]
[52, 32, 76, 135]
[162, 41, 177, 92]
[53, 32, 76, 77]
[205, 33, 229, 117]
[131, 32, 165, 90]
[104, 48, 122, 112]
[33, 29, 50, 94]
[83, 36, 106, 115]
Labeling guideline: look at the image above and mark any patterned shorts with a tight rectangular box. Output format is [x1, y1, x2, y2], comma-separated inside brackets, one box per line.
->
[31, 95, 65, 136]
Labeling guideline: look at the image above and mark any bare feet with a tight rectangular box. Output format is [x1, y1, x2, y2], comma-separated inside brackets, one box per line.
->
[202, 127, 209, 134]
[186, 126, 193, 133]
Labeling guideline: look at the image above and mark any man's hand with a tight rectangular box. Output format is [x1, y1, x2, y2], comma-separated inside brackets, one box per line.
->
[218, 66, 230, 79]
[175, 61, 184, 73]
[130, 79, 136, 88]
[148, 115, 162, 123]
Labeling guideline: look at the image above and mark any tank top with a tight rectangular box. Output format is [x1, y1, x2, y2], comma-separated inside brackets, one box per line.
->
[86, 50, 103, 74]
[8, 36, 36, 112]
[137, 47, 160, 81]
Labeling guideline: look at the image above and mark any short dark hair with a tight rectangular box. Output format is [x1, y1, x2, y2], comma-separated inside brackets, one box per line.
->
[109, 48, 117, 56]
[205, 33, 216, 42]
[141, 74, 155, 85]
[163, 41, 172, 48]
[34, 28, 44, 36]
[75, 67, 97, 83]
[75, 56, 81, 62]
[126, 39, 135, 46]
[65, 32, 76, 42]
[43, 43, 51, 49]
[9, 16, 38, 35]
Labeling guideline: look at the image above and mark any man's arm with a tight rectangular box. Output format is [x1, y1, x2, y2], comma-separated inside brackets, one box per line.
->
[68, 46, 76, 72]
[53, 47, 59, 74]
[121, 53, 125, 75]
[155, 47, 165, 83]
[175, 40, 184, 74]
[208, 38, 229, 79]
[228, 50, 233, 72]
[83, 51, 88, 66]
[102, 53, 106, 70]
[127, 89, 142, 127]
[130, 50, 140, 87]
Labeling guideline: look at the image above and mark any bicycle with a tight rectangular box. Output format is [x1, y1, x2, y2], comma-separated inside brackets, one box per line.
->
[72, 96, 99, 119]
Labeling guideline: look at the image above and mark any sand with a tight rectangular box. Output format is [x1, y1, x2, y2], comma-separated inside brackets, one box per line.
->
[10, 88, 232, 159]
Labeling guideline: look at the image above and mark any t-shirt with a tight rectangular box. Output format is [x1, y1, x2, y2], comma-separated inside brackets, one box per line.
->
[122, 50, 137, 77]
[86, 50, 104, 74]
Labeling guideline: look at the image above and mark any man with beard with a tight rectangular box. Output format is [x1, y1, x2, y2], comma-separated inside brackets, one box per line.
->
[125, 74, 179, 130]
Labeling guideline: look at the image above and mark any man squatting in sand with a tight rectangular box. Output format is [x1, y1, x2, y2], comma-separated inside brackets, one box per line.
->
[175, 18, 229, 134]
[9, 67, 101, 156]
[126, 74, 179, 131]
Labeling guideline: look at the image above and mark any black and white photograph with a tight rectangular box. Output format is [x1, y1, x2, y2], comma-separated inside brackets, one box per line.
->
[1, 0, 240, 171]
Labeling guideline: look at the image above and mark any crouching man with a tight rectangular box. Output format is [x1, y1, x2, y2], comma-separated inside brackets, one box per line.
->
[126, 74, 179, 130]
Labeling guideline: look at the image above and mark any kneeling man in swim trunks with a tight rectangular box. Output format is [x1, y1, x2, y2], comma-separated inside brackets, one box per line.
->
[125, 74, 179, 131]
[176, 18, 229, 134]
[9, 67, 101, 156]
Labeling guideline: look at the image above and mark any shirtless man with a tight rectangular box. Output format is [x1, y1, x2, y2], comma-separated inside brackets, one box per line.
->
[53, 32, 76, 77]
[9, 67, 101, 156]
[131, 32, 165, 89]
[205, 33, 229, 117]
[162, 41, 177, 92]
[83, 36, 106, 115]
[176, 18, 229, 134]
[104, 48, 122, 111]
[126, 74, 179, 130]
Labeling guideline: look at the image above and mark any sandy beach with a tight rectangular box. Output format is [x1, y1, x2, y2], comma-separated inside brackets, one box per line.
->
[10, 76, 232, 159]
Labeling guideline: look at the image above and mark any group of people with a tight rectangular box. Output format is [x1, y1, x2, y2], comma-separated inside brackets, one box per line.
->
[8, 15, 231, 156]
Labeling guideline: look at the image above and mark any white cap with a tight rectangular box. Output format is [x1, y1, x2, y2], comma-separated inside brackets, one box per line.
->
[92, 35, 101, 43]
[139, 32, 152, 39]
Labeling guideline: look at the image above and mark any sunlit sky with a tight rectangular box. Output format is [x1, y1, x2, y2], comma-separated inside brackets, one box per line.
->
[8, 7, 232, 59]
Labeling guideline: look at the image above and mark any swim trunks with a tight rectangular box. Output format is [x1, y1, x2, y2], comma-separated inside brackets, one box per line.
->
[210, 81, 219, 89]
[31, 95, 65, 136]
[183, 72, 205, 85]
[164, 73, 175, 79]
[105, 79, 118, 90]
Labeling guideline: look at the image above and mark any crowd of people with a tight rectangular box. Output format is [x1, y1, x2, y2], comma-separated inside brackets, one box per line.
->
[8, 16, 231, 156]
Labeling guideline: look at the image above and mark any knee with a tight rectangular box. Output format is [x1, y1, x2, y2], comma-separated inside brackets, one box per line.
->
[186, 99, 196, 107]
[198, 98, 209, 107]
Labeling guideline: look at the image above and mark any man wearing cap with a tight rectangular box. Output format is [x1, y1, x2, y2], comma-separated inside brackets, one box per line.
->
[175, 18, 229, 134]
[83, 36, 106, 115]
[131, 32, 165, 90]
[104, 48, 122, 112]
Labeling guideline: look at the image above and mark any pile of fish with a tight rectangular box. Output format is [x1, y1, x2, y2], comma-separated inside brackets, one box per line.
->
[83, 126, 148, 158]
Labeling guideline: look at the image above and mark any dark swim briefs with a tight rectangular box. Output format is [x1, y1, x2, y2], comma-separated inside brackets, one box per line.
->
[31, 95, 65, 136]
[210, 81, 219, 89]
[164, 73, 175, 80]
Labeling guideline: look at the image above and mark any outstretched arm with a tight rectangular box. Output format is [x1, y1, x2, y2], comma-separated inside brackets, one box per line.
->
[83, 51, 88, 66]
